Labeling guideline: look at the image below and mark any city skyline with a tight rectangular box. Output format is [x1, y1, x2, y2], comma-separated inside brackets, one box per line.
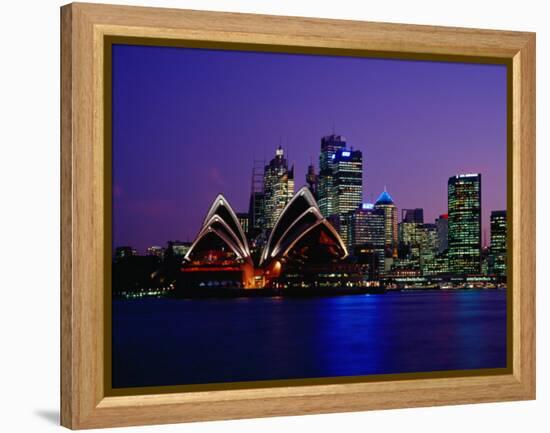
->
[112, 44, 507, 252]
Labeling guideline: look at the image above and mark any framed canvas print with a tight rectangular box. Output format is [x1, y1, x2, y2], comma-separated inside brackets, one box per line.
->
[60, 3, 536, 429]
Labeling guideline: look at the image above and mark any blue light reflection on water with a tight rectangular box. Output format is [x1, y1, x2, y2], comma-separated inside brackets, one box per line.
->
[112, 289, 506, 388]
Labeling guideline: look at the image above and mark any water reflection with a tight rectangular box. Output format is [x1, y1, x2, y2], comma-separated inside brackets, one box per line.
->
[112, 290, 506, 388]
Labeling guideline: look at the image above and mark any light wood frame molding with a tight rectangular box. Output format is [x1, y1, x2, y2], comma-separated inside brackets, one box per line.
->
[61, 2, 536, 429]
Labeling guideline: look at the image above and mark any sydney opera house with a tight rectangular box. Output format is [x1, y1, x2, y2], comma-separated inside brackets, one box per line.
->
[179, 187, 357, 290]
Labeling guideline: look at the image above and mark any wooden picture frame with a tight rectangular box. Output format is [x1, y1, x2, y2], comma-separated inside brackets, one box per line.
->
[61, 2, 535, 429]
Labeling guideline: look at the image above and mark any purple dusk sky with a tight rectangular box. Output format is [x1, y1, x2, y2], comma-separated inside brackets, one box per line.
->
[112, 44, 507, 253]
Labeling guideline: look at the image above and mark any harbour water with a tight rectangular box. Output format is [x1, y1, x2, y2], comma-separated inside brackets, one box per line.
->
[112, 289, 507, 388]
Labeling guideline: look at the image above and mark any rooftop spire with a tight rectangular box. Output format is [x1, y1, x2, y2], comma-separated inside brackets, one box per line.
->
[375, 188, 394, 205]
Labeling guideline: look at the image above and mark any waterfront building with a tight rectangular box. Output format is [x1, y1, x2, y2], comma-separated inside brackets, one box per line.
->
[331, 148, 363, 245]
[350, 244, 383, 282]
[146, 245, 164, 259]
[390, 257, 421, 276]
[183, 188, 349, 290]
[236, 212, 250, 235]
[490, 210, 507, 277]
[374, 188, 398, 261]
[114, 246, 136, 262]
[421, 251, 450, 276]
[436, 213, 449, 253]
[448, 173, 482, 275]
[317, 134, 346, 218]
[263, 146, 294, 230]
[168, 241, 192, 257]
[419, 223, 438, 273]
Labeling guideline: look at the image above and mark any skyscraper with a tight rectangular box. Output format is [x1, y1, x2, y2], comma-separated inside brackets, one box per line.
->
[448, 173, 482, 275]
[436, 213, 449, 253]
[318, 134, 346, 218]
[374, 188, 398, 259]
[346, 204, 385, 272]
[398, 219, 423, 259]
[402, 208, 424, 224]
[248, 159, 265, 239]
[490, 210, 507, 277]
[346, 204, 385, 245]
[419, 223, 438, 272]
[305, 163, 318, 198]
[332, 148, 363, 244]
[263, 146, 294, 230]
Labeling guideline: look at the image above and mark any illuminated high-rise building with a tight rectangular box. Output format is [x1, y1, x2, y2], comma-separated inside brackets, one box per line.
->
[346, 204, 384, 246]
[489, 210, 507, 277]
[346, 203, 385, 272]
[448, 173, 482, 275]
[263, 146, 294, 230]
[248, 159, 265, 238]
[419, 223, 438, 272]
[332, 148, 363, 244]
[318, 134, 346, 218]
[398, 221, 423, 249]
[374, 188, 398, 259]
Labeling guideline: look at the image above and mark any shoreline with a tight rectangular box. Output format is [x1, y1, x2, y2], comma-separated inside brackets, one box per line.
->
[113, 285, 506, 300]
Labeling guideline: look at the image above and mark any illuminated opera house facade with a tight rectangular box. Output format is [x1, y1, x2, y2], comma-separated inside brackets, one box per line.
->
[180, 187, 354, 290]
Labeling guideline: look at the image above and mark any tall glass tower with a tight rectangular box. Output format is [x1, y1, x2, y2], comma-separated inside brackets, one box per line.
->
[374, 188, 398, 260]
[332, 148, 363, 244]
[346, 204, 385, 272]
[263, 146, 294, 230]
[318, 134, 346, 218]
[490, 210, 507, 277]
[447, 173, 482, 275]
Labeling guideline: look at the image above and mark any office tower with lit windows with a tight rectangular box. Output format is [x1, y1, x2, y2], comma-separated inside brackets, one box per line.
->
[448, 173, 482, 274]
[374, 188, 398, 260]
[263, 146, 294, 230]
[398, 220, 423, 249]
[317, 134, 346, 218]
[490, 210, 507, 277]
[346, 204, 385, 246]
[331, 148, 363, 244]
[436, 213, 449, 253]
[346, 204, 385, 272]
[419, 223, 438, 271]
[397, 213, 420, 267]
